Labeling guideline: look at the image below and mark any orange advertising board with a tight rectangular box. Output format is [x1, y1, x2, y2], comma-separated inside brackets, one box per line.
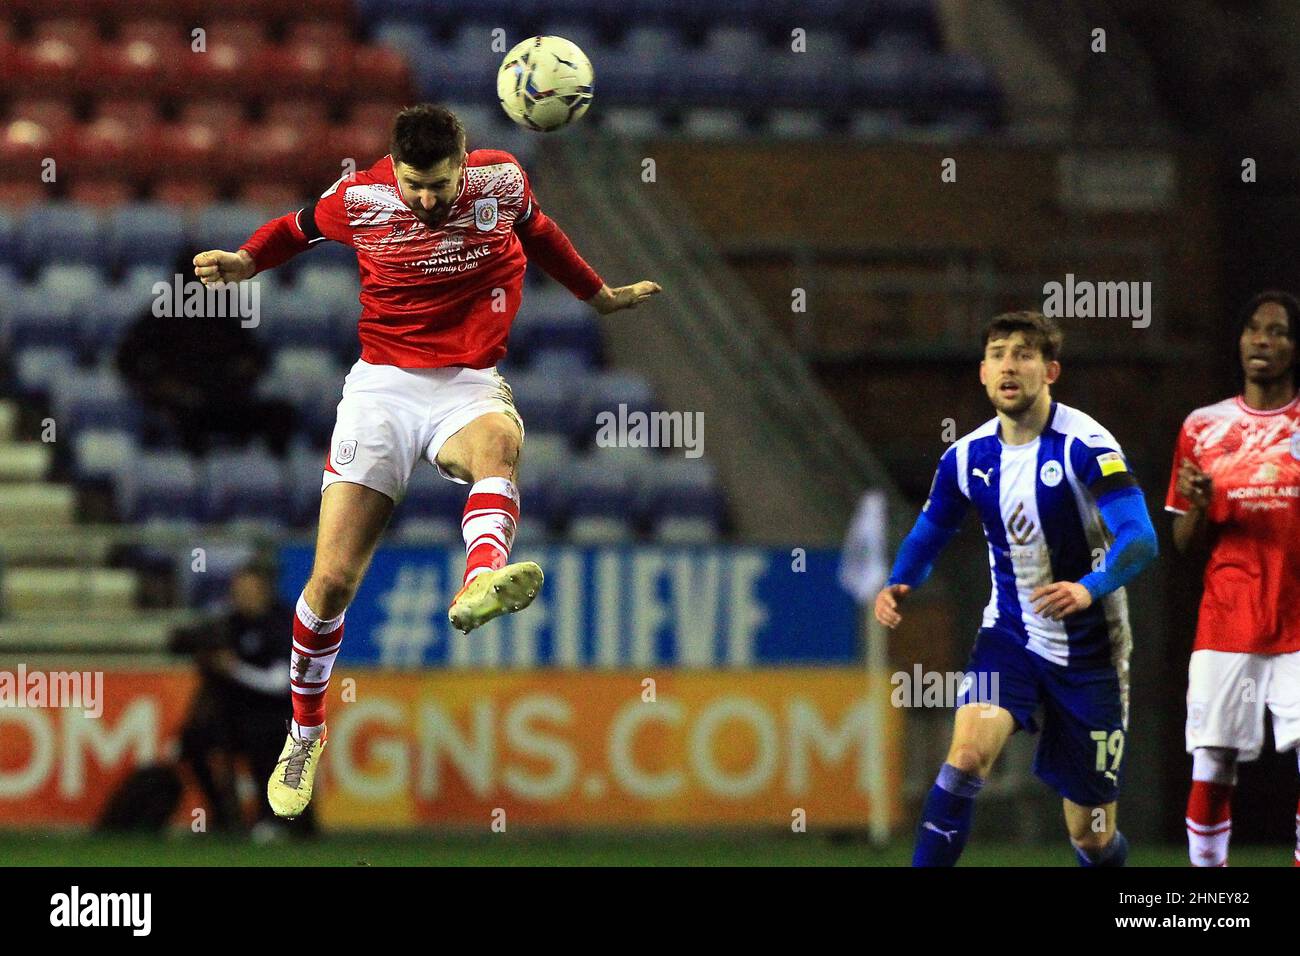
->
[0, 669, 902, 829]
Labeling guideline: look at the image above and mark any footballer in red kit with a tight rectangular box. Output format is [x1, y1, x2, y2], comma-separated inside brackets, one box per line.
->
[192, 104, 661, 818]
[1166, 291, 1300, 867]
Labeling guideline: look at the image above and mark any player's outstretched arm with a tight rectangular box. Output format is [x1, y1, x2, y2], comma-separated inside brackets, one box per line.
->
[873, 510, 962, 629]
[587, 281, 663, 315]
[193, 249, 255, 286]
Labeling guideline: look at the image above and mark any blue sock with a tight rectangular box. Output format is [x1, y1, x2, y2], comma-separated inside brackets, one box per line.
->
[912, 763, 984, 867]
[1075, 830, 1129, 867]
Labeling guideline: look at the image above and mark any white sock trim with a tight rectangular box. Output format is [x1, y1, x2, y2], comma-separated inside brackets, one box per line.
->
[297, 592, 345, 635]
[470, 476, 520, 505]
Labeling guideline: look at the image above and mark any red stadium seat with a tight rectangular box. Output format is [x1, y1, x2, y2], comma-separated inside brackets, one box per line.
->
[33, 19, 102, 47]
[151, 177, 220, 207]
[72, 118, 157, 181]
[351, 46, 413, 100]
[67, 177, 138, 207]
[95, 98, 162, 125]
[238, 180, 309, 212]
[179, 99, 249, 129]
[0, 179, 51, 210]
[116, 19, 184, 46]
[90, 37, 180, 97]
[153, 119, 230, 178]
[8, 101, 78, 138]
[242, 120, 326, 180]
[176, 39, 268, 99]
[285, 21, 354, 50]
[7, 38, 88, 97]
[348, 101, 403, 132]
[325, 121, 393, 175]
[254, 42, 351, 98]
[0, 118, 69, 181]
[264, 98, 335, 127]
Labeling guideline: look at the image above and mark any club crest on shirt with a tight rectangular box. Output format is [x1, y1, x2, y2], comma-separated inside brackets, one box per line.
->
[1039, 460, 1063, 487]
[1291, 431, 1300, 460]
[336, 440, 357, 465]
[474, 197, 499, 231]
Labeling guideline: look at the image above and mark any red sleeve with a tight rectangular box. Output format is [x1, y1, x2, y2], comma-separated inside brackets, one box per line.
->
[239, 210, 310, 274]
[512, 167, 604, 300]
[1164, 419, 1195, 513]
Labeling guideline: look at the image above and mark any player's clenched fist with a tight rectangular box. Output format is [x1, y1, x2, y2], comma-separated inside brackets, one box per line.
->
[193, 249, 255, 286]
[874, 583, 911, 629]
[1176, 458, 1213, 511]
[587, 280, 662, 314]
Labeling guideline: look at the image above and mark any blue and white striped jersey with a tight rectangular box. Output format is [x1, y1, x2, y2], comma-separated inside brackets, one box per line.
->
[921, 402, 1141, 668]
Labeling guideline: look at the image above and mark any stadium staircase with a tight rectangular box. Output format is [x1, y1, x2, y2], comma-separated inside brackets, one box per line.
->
[0, 398, 194, 651]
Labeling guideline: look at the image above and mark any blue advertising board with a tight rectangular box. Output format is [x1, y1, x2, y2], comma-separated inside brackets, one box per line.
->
[278, 545, 858, 668]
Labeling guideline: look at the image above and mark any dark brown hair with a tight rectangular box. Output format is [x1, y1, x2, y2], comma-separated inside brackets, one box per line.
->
[982, 311, 1063, 363]
[391, 104, 466, 169]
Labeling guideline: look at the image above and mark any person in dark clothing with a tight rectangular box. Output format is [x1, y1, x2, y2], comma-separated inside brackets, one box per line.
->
[169, 558, 317, 838]
[115, 305, 296, 458]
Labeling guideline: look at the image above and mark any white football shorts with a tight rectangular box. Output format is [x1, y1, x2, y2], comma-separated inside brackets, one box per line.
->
[1185, 648, 1300, 761]
[321, 360, 524, 503]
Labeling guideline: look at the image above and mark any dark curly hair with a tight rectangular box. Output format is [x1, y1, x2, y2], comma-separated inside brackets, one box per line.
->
[390, 104, 466, 169]
[982, 311, 1064, 363]
[1237, 290, 1300, 382]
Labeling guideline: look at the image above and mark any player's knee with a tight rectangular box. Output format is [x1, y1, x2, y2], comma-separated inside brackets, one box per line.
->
[1071, 827, 1115, 854]
[309, 567, 362, 614]
[472, 424, 521, 479]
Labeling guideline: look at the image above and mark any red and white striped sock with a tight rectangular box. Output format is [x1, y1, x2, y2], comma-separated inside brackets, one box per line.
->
[289, 592, 343, 741]
[1186, 780, 1233, 867]
[461, 477, 520, 587]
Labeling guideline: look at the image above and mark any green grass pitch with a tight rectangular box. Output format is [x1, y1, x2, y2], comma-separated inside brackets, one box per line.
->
[0, 832, 1287, 867]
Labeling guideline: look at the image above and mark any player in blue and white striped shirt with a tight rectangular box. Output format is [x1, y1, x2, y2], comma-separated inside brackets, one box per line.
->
[874, 311, 1158, 867]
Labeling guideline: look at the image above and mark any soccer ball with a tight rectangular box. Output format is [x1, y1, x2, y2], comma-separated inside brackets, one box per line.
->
[497, 36, 594, 132]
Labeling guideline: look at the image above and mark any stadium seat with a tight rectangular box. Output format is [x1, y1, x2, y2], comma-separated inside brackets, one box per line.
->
[51, 369, 141, 434]
[637, 457, 725, 523]
[561, 454, 636, 522]
[7, 38, 86, 98]
[67, 179, 139, 207]
[91, 36, 178, 97]
[153, 120, 227, 179]
[73, 117, 156, 182]
[399, 476, 472, 525]
[652, 515, 721, 544]
[574, 371, 656, 443]
[12, 346, 78, 399]
[105, 203, 187, 271]
[601, 107, 663, 137]
[35, 263, 100, 309]
[352, 45, 414, 98]
[372, 21, 430, 68]
[0, 120, 67, 189]
[567, 515, 635, 544]
[71, 429, 138, 485]
[680, 108, 747, 138]
[192, 204, 274, 256]
[8, 100, 77, 137]
[392, 516, 460, 544]
[508, 370, 577, 436]
[527, 348, 595, 379]
[4, 284, 80, 351]
[118, 451, 202, 522]
[202, 449, 290, 522]
[116, 20, 184, 47]
[766, 109, 827, 138]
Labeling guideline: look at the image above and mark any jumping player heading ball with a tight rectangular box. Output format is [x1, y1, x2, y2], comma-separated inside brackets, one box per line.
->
[193, 104, 661, 820]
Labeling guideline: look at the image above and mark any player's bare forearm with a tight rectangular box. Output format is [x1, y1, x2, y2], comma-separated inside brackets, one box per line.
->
[1172, 506, 1210, 554]
[587, 281, 662, 315]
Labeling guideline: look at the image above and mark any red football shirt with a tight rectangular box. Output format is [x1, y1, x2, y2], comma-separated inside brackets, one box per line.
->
[240, 149, 604, 368]
[1165, 393, 1300, 653]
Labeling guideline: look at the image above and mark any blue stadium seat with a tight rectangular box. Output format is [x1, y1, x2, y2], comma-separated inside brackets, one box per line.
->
[202, 449, 291, 521]
[119, 450, 202, 521]
[575, 370, 655, 443]
[0, 215, 17, 271]
[177, 543, 258, 610]
[4, 284, 79, 351]
[637, 456, 725, 522]
[72, 429, 138, 485]
[399, 474, 471, 524]
[105, 204, 187, 271]
[192, 205, 273, 258]
[527, 347, 595, 379]
[285, 441, 327, 525]
[51, 369, 141, 433]
[652, 514, 721, 543]
[508, 370, 577, 436]
[561, 453, 635, 523]
[531, 22, 602, 59]
[19, 204, 102, 269]
[373, 20, 432, 65]
[35, 264, 100, 310]
[12, 346, 77, 398]
[852, 50, 925, 110]
[511, 287, 601, 362]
